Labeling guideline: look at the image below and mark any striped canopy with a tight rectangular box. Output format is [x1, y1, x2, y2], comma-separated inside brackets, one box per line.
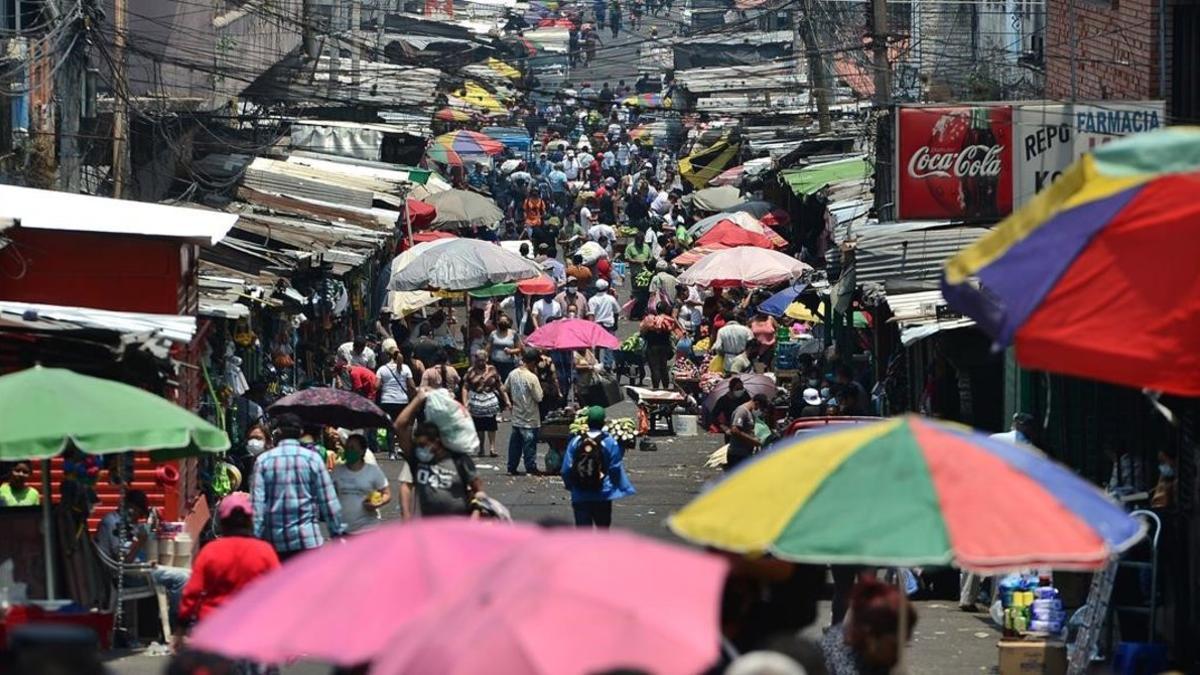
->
[669, 416, 1144, 572]
[942, 128, 1200, 395]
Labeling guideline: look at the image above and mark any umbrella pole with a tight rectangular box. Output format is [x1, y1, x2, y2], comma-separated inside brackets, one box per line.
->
[896, 567, 909, 673]
[40, 459, 56, 600]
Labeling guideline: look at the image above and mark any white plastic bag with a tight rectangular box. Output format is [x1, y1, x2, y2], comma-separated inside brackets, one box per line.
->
[424, 389, 480, 455]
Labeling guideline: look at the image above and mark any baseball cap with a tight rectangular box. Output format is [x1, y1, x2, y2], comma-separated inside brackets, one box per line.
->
[586, 405, 607, 429]
[803, 388, 822, 406]
[596, 279, 610, 290]
[218, 491, 253, 519]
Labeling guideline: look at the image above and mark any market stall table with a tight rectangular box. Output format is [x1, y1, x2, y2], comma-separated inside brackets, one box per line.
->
[624, 386, 687, 435]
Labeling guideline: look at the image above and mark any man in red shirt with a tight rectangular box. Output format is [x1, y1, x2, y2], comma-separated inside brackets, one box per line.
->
[179, 492, 280, 625]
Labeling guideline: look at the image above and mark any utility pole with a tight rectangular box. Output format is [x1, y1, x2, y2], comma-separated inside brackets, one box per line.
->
[798, 0, 831, 133]
[303, 0, 319, 59]
[112, 0, 129, 198]
[351, 0, 362, 94]
[57, 2, 84, 192]
[870, 0, 890, 104]
[327, 0, 342, 99]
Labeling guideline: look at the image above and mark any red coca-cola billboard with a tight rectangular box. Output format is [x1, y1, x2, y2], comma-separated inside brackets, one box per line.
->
[895, 105, 1013, 220]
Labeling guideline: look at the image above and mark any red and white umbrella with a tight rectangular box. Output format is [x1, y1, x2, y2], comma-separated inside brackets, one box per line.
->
[677, 246, 810, 288]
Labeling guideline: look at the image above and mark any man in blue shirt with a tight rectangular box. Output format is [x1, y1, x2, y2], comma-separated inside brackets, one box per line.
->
[560, 406, 636, 528]
[547, 163, 569, 212]
[252, 413, 345, 561]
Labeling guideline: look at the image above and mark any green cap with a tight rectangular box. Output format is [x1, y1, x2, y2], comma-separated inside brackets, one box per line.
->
[586, 405, 607, 429]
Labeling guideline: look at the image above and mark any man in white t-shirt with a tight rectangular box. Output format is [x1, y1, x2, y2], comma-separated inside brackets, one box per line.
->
[588, 222, 616, 246]
[331, 432, 390, 533]
[587, 280, 622, 369]
[337, 337, 376, 369]
[532, 294, 563, 328]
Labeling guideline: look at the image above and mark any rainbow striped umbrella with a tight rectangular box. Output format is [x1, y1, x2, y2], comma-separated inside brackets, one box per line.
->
[943, 128, 1200, 395]
[623, 93, 670, 109]
[669, 416, 1143, 572]
[425, 130, 504, 167]
[434, 107, 473, 123]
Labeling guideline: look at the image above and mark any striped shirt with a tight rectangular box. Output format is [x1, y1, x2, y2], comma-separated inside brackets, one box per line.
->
[252, 439, 345, 554]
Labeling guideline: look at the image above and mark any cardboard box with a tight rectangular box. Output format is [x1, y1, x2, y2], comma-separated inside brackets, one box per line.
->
[998, 639, 1067, 675]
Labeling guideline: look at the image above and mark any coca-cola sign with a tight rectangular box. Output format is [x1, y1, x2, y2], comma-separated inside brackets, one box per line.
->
[896, 105, 1013, 220]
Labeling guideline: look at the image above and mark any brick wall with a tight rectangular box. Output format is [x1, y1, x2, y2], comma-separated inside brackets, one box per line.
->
[1044, 0, 1165, 101]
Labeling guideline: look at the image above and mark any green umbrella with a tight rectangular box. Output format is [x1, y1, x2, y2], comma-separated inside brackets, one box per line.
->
[0, 366, 229, 600]
[0, 366, 230, 460]
[469, 282, 517, 298]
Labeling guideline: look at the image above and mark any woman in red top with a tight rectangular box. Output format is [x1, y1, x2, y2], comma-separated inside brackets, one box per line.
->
[179, 492, 280, 626]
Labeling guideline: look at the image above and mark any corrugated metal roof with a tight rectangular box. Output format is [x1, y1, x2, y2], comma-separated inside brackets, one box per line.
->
[885, 290, 977, 345]
[0, 302, 197, 344]
[0, 185, 237, 245]
[830, 221, 990, 288]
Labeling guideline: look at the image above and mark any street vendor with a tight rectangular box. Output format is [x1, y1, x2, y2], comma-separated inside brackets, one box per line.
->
[393, 389, 487, 517]
[560, 406, 636, 528]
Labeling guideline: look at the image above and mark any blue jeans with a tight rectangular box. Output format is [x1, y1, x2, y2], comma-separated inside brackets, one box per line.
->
[508, 426, 539, 473]
[598, 325, 617, 369]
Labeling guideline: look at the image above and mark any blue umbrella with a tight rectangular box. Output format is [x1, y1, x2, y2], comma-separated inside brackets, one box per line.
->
[758, 283, 807, 317]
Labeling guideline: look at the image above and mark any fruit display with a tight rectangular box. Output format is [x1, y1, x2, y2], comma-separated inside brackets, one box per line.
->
[620, 334, 645, 352]
[569, 411, 639, 442]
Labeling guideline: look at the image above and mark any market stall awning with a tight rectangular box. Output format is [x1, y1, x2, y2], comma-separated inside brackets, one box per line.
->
[679, 142, 741, 191]
[0, 185, 237, 245]
[885, 290, 977, 346]
[780, 156, 872, 197]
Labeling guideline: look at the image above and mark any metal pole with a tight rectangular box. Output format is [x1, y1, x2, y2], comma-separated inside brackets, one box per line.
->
[40, 459, 56, 600]
[112, 0, 128, 198]
[871, 0, 890, 104]
[350, 0, 362, 93]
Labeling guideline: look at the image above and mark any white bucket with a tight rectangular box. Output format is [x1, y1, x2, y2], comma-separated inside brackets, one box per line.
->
[172, 533, 193, 569]
[672, 414, 699, 436]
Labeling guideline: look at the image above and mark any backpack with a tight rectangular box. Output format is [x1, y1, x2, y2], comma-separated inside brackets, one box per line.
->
[571, 433, 610, 491]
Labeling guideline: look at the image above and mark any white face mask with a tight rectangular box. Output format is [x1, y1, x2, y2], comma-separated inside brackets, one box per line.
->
[246, 438, 266, 455]
[415, 446, 435, 463]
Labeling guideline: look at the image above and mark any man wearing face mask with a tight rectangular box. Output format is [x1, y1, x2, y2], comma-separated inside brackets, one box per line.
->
[331, 431, 391, 534]
[394, 390, 487, 516]
[555, 278, 588, 317]
[252, 414, 345, 561]
[96, 490, 191, 620]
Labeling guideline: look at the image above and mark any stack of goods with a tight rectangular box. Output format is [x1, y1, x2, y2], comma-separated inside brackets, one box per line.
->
[1000, 575, 1065, 636]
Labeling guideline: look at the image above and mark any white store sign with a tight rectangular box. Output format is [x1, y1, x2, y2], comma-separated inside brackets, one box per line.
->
[1013, 101, 1165, 206]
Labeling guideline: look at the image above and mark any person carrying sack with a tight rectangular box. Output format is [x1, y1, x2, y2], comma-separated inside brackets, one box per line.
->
[560, 406, 636, 528]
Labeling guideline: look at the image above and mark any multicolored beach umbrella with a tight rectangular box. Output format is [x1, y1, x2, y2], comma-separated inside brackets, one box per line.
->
[623, 93, 670, 109]
[942, 127, 1200, 395]
[425, 130, 504, 167]
[669, 416, 1143, 572]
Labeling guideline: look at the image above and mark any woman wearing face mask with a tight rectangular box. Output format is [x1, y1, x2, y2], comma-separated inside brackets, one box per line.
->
[462, 349, 508, 458]
[331, 432, 391, 533]
[1151, 448, 1178, 509]
[394, 389, 487, 517]
[821, 578, 918, 675]
[487, 315, 524, 383]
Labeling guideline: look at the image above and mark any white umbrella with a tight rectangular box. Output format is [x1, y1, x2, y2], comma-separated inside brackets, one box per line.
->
[686, 185, 742, 212]
[677, 246, 810, 288]
[389, 239, 543, 291]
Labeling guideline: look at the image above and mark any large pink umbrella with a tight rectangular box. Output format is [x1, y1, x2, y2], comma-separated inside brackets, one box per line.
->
[526, 318, 620, 350]
[188, 519, 540, 666]
[677, 246, 810, 288]
[371, 529, 729, 675]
